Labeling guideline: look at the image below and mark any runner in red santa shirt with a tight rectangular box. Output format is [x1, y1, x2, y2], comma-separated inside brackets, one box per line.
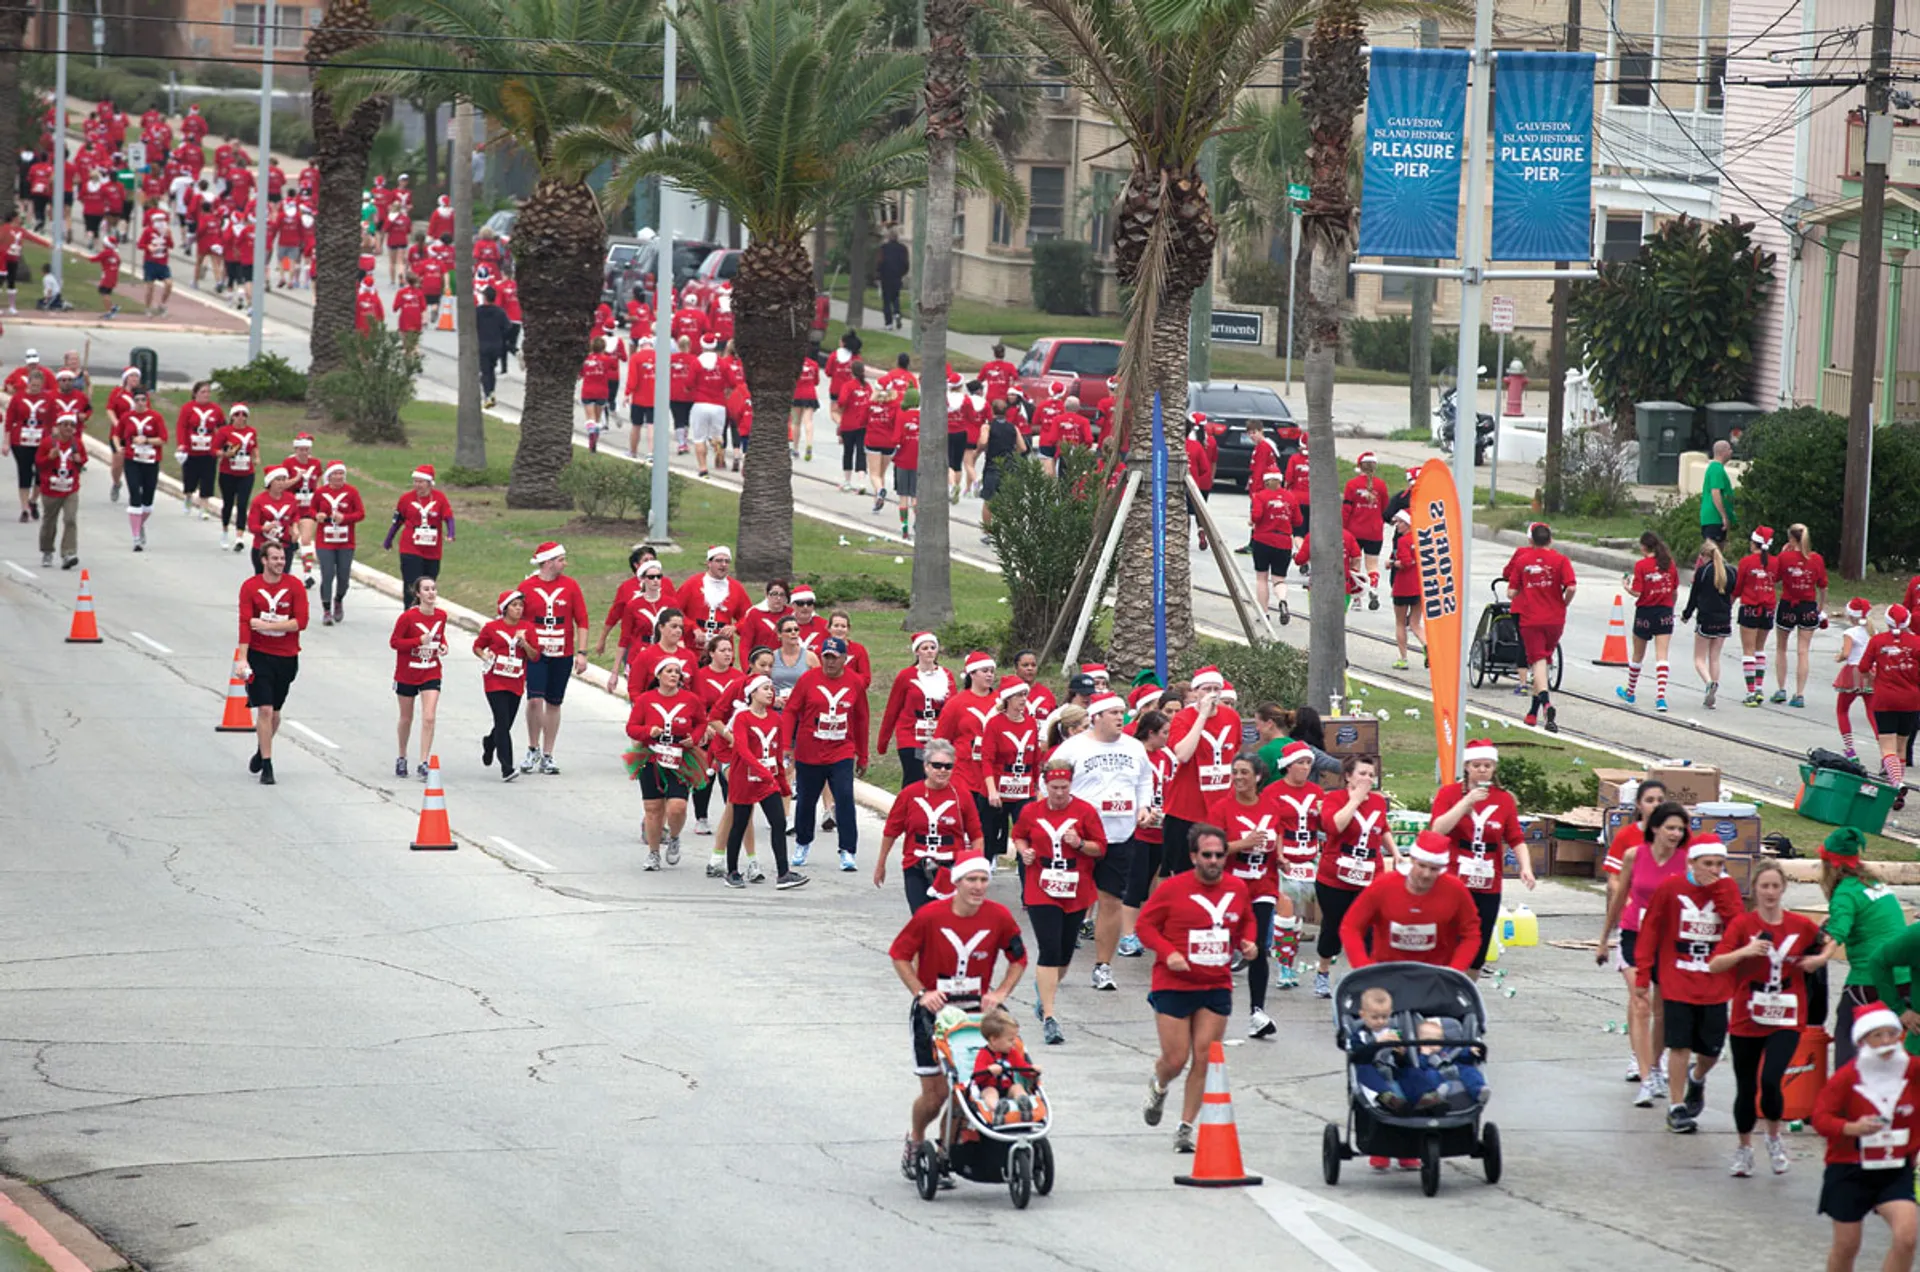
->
[1185, 413, 1218, 552]
[1863, 604, 1920, 806]
[382, 464, 456, 605]
[354, 277, 385, 334]
[426, 194, 453, 241]
[387, 574, 451, 780]
[1811, 1008, 1920, 1271]
[889, 852, 1027, 1180]
[1769, 522, 1830, 707]
[100, 365, 141, 503]
[475, 590, 539, 781]
[1159, 666, 1241, 877]
[1387, 509, 1425, 668]
[1314, 754, 1400, 990]
[1342, 452, 1390, 610]
[1429, 738, 1535, 970]
[626, 654, 709, 872]
[878, 632, 957, 786]
[785, 635, 871, 872]
[1635, 839, 1744, 1134]
[311, 463, 363, 625]
[392, 274, 428, 351]
[4, 378, 51, 521]
[213, 402, 261, 554]
[1207, 754, 1287, 1039]
[785, 586, 829, 655]
[934, 648, 1000, 804]
[1137, 823, 1259, 1152]
[519, 542, 591, 776]
[713, 673, 807, 887]
[603, 559, 673, 695]
[281, 434, 324, 581]
[1293, 526, 1363, 603]
[982, 679, 1042, 861]
[1499, 520, 1578, 730]
[1617, 530, 1682, 712]
[244, 466, 300, 578]
[1118, 707, 1174, 956]
[32, 414, 87, 567]
[235, 542, 309, 786]
[892, 401, 922, 540]
[825, 611, 871, 685]
[980, 342, 1017, 404]
[1337, 832, 1481, 970]
[47, 369, 90, 435]
[173, 380, 224, 519]
[1249, 467, 1302, 624]
[675, 544, 752, 653]
[580, 337, 622, 452]
[625, 342, 658, 457]
[1733, 524, 1780, 706]
[112, 387, 169, 550]
[1013, 758, 1107, 1039]
[875, 738, 985, 911]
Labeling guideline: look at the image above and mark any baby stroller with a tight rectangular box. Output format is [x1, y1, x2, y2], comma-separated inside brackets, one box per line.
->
[1322, 963, 1500, 1197]
[1468, 579, 1563, 690]
[910, 1008, 1056, 1209]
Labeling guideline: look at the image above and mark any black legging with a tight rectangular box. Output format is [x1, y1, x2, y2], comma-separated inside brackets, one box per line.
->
[218, 472, 253, 530]
[727, 794, 790, 875]
[840, 428, 866, 472]
[400, 553, 440, 606]
[898, 747, 926, 788]
[1468, 889, 1502, 970]
[984, 796, 1027, 862]
[486, 690, 521, 778]
[1314, 882, 1362, 961]
[692, 773, 716, 822]
[1730, 1030, 1799, 1134]
[1246, 899, 1277, 1012]
[124, 459, 159, 508]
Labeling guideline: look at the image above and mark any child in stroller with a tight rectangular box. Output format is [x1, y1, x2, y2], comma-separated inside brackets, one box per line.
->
[971, 1009, 1042, 1125]
[1410, 1017, 1489, 1110]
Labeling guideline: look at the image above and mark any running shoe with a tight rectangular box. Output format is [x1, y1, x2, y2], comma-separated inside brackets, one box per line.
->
[39, 551, 51, 567]
[1369, 593, 1380, 611]
[1079, 916, 1096, 941]
[900, 1135, 918, 1180]
[1728, 1145, 1753, 1177]
[1624, 1055, 1640, 1083]
[1174, 1122, 1195, 1154]
[1767, 1135, 1790, 1175]
[1277, 964, 1299, 989]
[1313, 970, 1332, 999]
[872, 492, 885, 513]
[416, 761, 429, 781]
[1116, 934, 1144, 958]
[320, 607, 331, 624]
[746, 859, 766, 884]
[1392, 658, 1409, 670]
[501, 768, 518, 783]
[706, 856, 723, 878]
[792, 843, 811, 867]
[220, 530, 232, 550]
[644, 851, 661, 871]
[1248, 1008, 1277, 1039]
[822, 813, 837, 832]
[1395, 1158, 1420, 1171]
[1666, 1105, 1697, 1134]
[804, 445, 813, 462]
[839, 850, 857, 872]
[249, 749, 263, 774]
[1043, 1017, 1064, 1046]
[1034, 995, 1045, 1023]
[694, 818, 711, 837]
[725, 871, 746, 889]
[1703, 681, 1718, 708]
[1789, 695, 1805, 709]
[1655, 697, 1669, 713]
[1770, 689, 1787, 704]
[1651, 1067, 1670, 1100]
[776, 871, 810, 890]
[1143, 1077, 1168, 1126]
[665, 837, 681, 867]
[540, 754, 559, 775]
[1544, 705, 1558, 733]
[1744, 691, 1762, 707]
[1683, 1077, 1706, 1119]
[1523, 712, 1538, 727]
[110, 479, 121, 503]
[1091, 963, 1117, 992]
[1615, 686, 1635, 706]
[1276, 600, 1290, 626]
[520, 747, 538, 773]
[395, 756, 408, 777]
[259, 758, 275, 786]
[1632, 1080, 1656, 1108]
[1369, 1157, 1391, 1172]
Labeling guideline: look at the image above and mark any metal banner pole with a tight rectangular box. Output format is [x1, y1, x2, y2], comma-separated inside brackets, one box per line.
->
[1152, 391, 1168, 682]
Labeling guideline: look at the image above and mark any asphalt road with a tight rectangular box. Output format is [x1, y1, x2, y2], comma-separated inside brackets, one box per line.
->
[0, 445, 1891, 1271]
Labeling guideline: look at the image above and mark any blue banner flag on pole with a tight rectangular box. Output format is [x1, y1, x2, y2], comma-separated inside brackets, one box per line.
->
[1152, 392, 1168, 685]
[1491, 51, 1596, 261]
[1358, 47, 1471, 259]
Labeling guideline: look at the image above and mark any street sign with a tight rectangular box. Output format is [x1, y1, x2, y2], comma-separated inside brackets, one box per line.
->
[1489, 295, 1516, 334]
[127, 142, 147, 171]
[1211, 310, 1264, 345]
[1288, 182, 1310, 203]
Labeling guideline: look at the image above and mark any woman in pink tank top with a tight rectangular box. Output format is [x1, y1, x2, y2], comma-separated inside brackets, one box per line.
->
[1597, 801, 1694, 1110]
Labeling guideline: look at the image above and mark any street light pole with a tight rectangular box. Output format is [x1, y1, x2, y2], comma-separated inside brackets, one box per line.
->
[648, 0, 678, 546]
[247, 0, 276, 359]
[50, 0, 68, 295]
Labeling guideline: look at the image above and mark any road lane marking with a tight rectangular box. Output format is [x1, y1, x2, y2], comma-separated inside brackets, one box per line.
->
[490, 836, 556, 872]
[1249, 1181, 1497, 1272]
[286, 721, 340, 749]
[4, 560, 37, 579]
[130, 631, 173, 654]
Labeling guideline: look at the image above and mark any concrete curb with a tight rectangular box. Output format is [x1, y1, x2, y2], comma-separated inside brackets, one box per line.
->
[1473, 522, 1637, 572]
[0, 1177, 123, 1272]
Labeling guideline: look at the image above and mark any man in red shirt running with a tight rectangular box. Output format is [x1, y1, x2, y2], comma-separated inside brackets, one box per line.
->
[520, 541, 590, 775]
[889, 853, 1027, 1182]
[237, 542, 310, 786]
[1339, 833, 1481, 969]
[1499, 521, 1577, 731]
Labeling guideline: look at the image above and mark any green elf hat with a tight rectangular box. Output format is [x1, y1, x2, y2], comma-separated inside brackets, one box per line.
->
[1820, 827, 1866, 869]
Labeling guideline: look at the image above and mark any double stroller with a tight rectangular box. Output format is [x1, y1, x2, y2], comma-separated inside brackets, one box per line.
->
[908, 1008, 1056, 1209]
[1322, 963, 1502, 1197]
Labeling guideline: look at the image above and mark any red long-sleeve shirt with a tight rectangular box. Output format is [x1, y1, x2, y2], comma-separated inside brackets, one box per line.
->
[1634, 873, 1746, 1005]
[1136, 872, 1258, 991]
[238, 573, 309, 657]
[783, 667, 870, 767]
[389, 605, 450, 685]
[1812, 1057, 1920, 1167]
[1339, 871, 1481, 969]
[878, 664, 957, 754]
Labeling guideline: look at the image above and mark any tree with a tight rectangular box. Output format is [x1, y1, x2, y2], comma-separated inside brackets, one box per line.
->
[1298, 0, 1365, 712]
[0, 4, 38, 225]
[325, 0, 658, 507]
[1215, 94, 1308, 263]
[306, 0, 388, 400]
[1568, 214, 1776, 428]
[569, 0, 1012, 580]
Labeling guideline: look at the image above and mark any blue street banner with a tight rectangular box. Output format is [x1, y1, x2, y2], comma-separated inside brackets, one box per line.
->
[1358, 47, 1470, 258]
[1492, 51, 1597, 261]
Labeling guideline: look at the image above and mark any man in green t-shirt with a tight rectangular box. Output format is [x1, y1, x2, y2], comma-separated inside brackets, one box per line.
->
[1699, 441, 1734, 544]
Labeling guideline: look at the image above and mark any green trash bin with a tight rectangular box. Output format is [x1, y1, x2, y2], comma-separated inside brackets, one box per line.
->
[130, 346, 159, 394]
[1703, 401, 1764, 451]
[1796, 764, 1899, 835]
[1633, 401, 1692, 486]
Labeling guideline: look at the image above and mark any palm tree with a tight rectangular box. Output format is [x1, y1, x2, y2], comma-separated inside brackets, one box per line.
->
[322, 0, 659, 508]
[306, 0, 388, 394]
[1298, 0, 1366, 710]
[1215, 94, 1308, 265]
[568, 0, 1013, 580]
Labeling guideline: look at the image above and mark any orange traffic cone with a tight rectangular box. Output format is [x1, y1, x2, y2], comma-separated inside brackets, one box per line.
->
[410, 754, 457, 851]
[1173, 1041, 1262, 1188]
[216, 646, 255, 731]
[65, 569, 102, 643]
[437, 300, 454, 332]
[1593, 593, 1630, 666]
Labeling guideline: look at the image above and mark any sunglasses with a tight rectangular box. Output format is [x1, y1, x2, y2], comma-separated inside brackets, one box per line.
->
[1195, 850, 1228, 861]
[926, 761, 955, 771]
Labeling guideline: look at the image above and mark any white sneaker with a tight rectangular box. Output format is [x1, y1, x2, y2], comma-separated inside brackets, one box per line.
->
[1091, 963, 1116, 991]
[1767, 1135, 1790, 1175]
[1248, 1008, 1277, 1039]
[644, 850, 661, 871]
[665, 837, 681, 866]
[1729, 1145, 1753, 1177]
[219, 530, 231, 550]
[1650, 1067, 1670, 1100]
[694, 818, 711, 836]
[745, 858, 766, 884]
[1632, 1079, 1656, 1109]
[1624, 1055, 1641, 1083]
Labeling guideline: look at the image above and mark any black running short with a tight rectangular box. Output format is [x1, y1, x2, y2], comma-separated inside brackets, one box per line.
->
[1662, 998, 1727, 1058]
[1737, 604, 1774, 633]
[245, 650, 297, 710]
[1632, 605, 1675, 640]
[1775, 599, 1819, 630]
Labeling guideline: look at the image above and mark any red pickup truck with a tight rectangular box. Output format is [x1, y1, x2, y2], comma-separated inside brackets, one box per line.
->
[1015, 337, 1122, 406]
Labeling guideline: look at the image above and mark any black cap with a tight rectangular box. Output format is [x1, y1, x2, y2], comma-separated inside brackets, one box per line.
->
[1068, 673, 1097, 698]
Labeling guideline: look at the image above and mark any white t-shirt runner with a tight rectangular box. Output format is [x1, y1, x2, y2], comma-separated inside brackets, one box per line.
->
[1049, 731, 1155, 845]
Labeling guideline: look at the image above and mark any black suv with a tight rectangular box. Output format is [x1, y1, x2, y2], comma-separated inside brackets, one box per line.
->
[1190, 382, 1297, 491]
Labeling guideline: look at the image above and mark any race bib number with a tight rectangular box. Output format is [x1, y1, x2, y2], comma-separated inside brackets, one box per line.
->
[971, 737, 984, 762]
[1748, 990, 1798, 1029]
[814, 712, 848, 742]
[412, 525, 439, 547]
[1039, 867, 1080, 900]
[1281, 854, 1316, 883]
[322, 523, 349, 544]
[1100, 794, 1135, 818]
[1457, 854, 1495, 888]
[48, 473, 73, 493]
[1678, 912, 1722, 945]
[998, 774, 1031, 800]
[651, 742, 683, 766]
[914, 712, 937, 744]
[1336, 854, 1377, 887]
[537, 630, 566, 658]
[1389, 922, 1437, 953]
[230, 452, 250, 472]
[492, 653, 524, 679]
[1187, 926, 1231, 967]
[1199, 762, 1231, 792]
[131, 443, 157, 462]
[1862, 1127, 1911, 1170]
[936, 974, 981, 999]
[20, 426, 41, 445]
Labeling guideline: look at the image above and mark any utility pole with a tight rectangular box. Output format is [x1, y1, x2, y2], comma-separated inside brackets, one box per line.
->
[49, 0, 67, 294]
[649, 0, 680, 546]
[1543, 0, 1581, 514]
[1841, 0, 1894, 580]
[246, 0, 275, 360]
[909, 0, 928, 367]
[451, 101, 484, 470]
[1407, 17, 1439, 431]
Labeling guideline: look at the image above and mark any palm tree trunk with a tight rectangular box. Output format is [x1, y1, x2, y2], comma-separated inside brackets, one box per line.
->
[450, 101, 483, 471]
[507, 177, 604, 508]
[306, 0, 384, 403]
[421, 98, 439, 203]
[1109, 297, 1195, 670]
[845, 203, 869, 330]
[732, 234, 813, 580]
[0, 5, 29, 224]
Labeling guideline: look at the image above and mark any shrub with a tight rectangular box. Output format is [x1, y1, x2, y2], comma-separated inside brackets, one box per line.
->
[557, 456, 685, 523]
[1735, 407, 1920, 572]
[986, 445, 1107, 654]
[311, 328, 421, 444]
[1227, 259, 1289, 308]
[211, 352, 307, 402]
[443, 462, 511, 487]
[1497, 754, 1598, 815]
[192, 63, 264, 91]
[799, 574, 911, 607]
[68, 66, 166, 115]
[1647, 492, 1703, 565]
[1559, 422, 1636, 518]
[939, 618, 1015, 663]
[273, 114, 315, 160]
[1346, 318, 1536, 377]
[1172, 638, 1309, 708]
[198, 98, 263, 141]
[1030, 239, 1095, 315]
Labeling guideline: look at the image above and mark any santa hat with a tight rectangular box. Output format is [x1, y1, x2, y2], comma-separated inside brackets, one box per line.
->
[291, 432, 313, 448]
[998, 677, 1030, 702]
[1277, 740, 1314, 771]
[1688, 841, 1728, 861]
[790, 587, 816, 604]
[1751, 525, 1774, 548]
[1357, 451, 1376, 466]
[1409, 832, 1453, 866]
[412, 465, 436, 482]
[1462, 738, 1498, 764]
[497, 588, 522, 614]
[1891, 605, 1912, 633]
[530, 541, 566, 565]
[437, 194, 450, 206]
[54, 367, 75, 380]
[964, 650, 996, 675]
[1048, 381, 1067, 399]
[264, 466, 290, 485]
[1393, 508, 1412, 525]
[1854, 1007, 1902, 1047]
[54, 411, 78, 425]
[1087, 693, 1126, 717]
[699, 335, 718, 351]
[910, 631, 940, 652]
[947, 371, 963, 388]
[653, 655, 687, 676]
[1106, 377, 1118, 390]
[1129, 683, 1164, 713]
[949, 852, 993, 881]
[119, 365, 140, 383]
[1847, 597, 1873, 620]
[741, 673, 774, 700]
[324, 461, 347, 478]
[1190, 665, 1224, 691]
[1080, 662, 1109, 680]
[706, 544, 732, 561]
[1188, 410, 1208, 426]
[1263, 468, 1284, 483]
[1219, 682, 1238, 702]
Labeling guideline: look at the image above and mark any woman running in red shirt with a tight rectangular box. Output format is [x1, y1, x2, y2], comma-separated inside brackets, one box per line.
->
[690, 633, 744, 845]
[1617, 530, 1681, 713]
[1249, 468, 1300, 624]
[389, 575, 450, 780]
[475, 589, 538, 782]
[1430, 739, 1535, 970]
[1208, 754, 1286, 1040]
[1770, 522, 1829, 707]
[1863, 604, 1920, 805]
[627, 655, 708, 872]
[1499, 521, 1577, 731]
[1734, 525, 1779, 706]
[312, 463, 364, 625]
[879, 632, 956, 787]
[982, 679, 1041, 864]
[711, 674, 806, 890]
[1387, 509, 1423, 669]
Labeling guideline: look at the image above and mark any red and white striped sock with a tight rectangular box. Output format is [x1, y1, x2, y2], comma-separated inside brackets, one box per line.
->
[1655, 662, 1669, 701]
[1886, 754, 1907, 788]
[1754, 651, 1768, 687]
[1839, 695, 1860, 754]
[1741, 656, 1755, 690]
[1625, 662, 1641, 695]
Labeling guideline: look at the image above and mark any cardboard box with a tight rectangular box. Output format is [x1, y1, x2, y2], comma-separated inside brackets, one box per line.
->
[1595, 769, 1644, 807]
[1651, 764, 1722, 807]
[1323, 716, 1381, 760]
[1509, 816, 1553, 879]
[1604, 804, 1637, 842]
[1316, 754, 1379, 790]
[1550, 839, 1602, 878]
[1689, 811, 1761, 859]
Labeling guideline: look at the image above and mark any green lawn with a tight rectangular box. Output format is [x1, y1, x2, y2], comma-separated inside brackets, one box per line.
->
[823, 319, 982, 375]
[1482, 505, 1648, 543]
[21, 237, 111, 312]
[0, 1231, 53, 1272]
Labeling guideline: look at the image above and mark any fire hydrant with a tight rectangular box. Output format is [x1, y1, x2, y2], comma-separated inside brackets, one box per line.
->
[1502, 359, 1528, 417]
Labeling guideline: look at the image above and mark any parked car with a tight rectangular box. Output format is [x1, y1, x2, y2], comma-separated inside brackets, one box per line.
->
[481, 208, 517, 248]
[601, 235, 723, 308]
[1015, 337, 1122, 407]
[682, 248, 741, 313]
[1190, 381, 1297, 491]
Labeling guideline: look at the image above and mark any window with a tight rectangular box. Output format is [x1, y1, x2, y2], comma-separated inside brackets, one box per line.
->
[991, 202, 1013, 247]
[952, 209, 965, 245]
[1027, 166, 1065, 241]
[1707, 54, 1727, 110]
[1088, 206, 1111, 258]
[1379, 257, 1423, 303]
[1039, 59, 1068, 101]
[233, 5, 305, 48]
[1616, 52, 1651, 107]
[1281, 40, 1302, 102]
[1602, 216, 1644, 262]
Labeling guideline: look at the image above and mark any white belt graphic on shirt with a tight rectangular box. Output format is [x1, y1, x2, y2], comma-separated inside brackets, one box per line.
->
[966, 707, 992, 762]
[915, 796, 958, 860]
[997, 730, 1035, 797]
[1276, 794, 1320, 877]
[935, 927, 989, 1000]
[745, 723, 781, 769]
[1187, 892, 1236, 967]
[1747, 932, 1801, 1027]
[1035, 819, 1082, 900]
[813, 685, 854, 742]
[531, 587, 569, 655]
[1675, 896, 1724, 972]
[1197, 724, 1235, 792]
[491, 652, 524, 679]
[408, 621, 443, 671]
[1467, 804, 1501, 849]
[648, 702, 689, 764]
